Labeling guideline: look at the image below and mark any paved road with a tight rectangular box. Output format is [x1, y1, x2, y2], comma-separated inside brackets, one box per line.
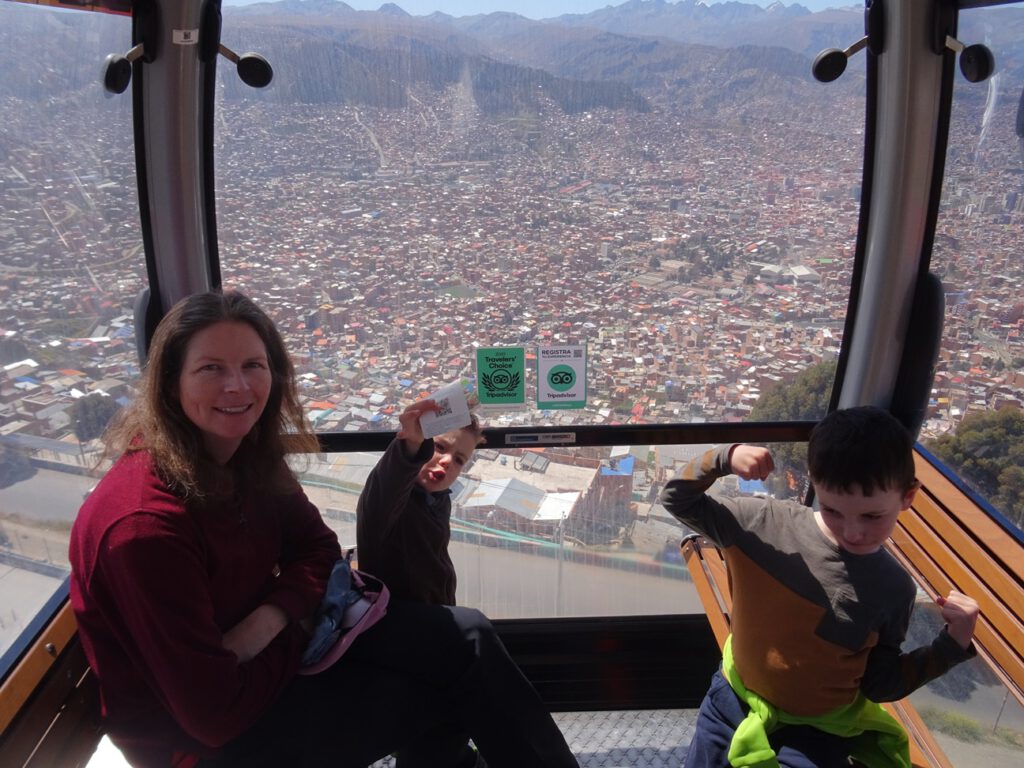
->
[299, 480, 699, 618]
[450, 538, 700, 619]
[0, 467, 94, 524]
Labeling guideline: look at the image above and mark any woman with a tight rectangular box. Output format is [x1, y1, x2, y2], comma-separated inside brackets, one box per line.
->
[69, 291, 579, 768]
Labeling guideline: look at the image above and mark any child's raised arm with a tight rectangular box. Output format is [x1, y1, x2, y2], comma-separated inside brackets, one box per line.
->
[397, 399, 441, 457]
[728, 444, 774, 481]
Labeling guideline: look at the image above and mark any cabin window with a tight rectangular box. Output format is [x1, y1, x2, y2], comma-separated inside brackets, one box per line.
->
[297, 440, 805, 619]
[0, 2, 139, 662]
[213, 3, 865, 433]
[928, 1, 1024, 536]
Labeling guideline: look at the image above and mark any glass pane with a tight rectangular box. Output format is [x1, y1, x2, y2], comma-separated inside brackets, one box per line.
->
[214, 2, 863, 432]
[0, 3, 141, 660]
[298, 440, 805, 618]
[926, 2, 1024, 534]
[905, 596, 1024, 766]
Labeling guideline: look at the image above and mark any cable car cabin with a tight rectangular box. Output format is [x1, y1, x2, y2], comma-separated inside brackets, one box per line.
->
[1, 0, 1022, 766]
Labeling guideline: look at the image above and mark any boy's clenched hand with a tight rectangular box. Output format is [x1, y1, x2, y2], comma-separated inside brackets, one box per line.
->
[728, 445, 774, 481]
[936, 591, 979, 650]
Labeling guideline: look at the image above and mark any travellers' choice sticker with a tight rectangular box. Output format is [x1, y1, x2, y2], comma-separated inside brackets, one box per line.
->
[477, 347, 526, 405]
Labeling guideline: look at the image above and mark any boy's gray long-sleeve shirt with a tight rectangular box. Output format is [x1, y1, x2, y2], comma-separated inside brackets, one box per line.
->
[661, 444, 974, 715]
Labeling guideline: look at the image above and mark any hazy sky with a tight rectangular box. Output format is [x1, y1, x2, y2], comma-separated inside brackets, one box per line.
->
[223, 0, 849, 22]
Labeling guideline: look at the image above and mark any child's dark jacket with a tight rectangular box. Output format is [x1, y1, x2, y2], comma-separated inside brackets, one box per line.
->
[356, 437, 457, 605]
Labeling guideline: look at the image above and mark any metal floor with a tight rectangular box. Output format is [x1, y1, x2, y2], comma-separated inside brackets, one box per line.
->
[370, 709, 697, 767]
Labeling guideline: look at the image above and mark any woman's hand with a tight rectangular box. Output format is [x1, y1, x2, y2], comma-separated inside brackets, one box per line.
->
[223, 604, 289, 663]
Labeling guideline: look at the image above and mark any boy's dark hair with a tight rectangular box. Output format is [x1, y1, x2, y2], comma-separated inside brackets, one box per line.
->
[807, 406, 916, 495]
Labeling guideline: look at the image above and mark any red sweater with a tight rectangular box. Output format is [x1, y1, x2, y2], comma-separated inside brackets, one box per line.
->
[68, 451, 340, 766]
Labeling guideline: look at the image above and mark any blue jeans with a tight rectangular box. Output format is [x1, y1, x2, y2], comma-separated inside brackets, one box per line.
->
[685, 669, 858, 767]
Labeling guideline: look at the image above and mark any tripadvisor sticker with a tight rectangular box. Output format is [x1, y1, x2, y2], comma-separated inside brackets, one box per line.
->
[537, 345, 586, 409]
[476, 347, 525, 405]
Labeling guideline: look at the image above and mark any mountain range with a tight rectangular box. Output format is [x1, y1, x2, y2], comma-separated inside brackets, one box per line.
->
[3, 0, 1023, 118]
[216, 0, 863, 113]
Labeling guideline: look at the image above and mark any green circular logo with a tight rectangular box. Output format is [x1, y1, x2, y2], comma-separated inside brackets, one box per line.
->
[491, 370, 512, 388]
[548, 365, 575, 392]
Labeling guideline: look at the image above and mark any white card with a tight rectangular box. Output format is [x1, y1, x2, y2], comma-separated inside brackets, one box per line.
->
[419, 380, 472, 439]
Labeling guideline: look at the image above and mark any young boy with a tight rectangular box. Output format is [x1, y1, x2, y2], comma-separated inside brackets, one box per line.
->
[356, 398, 488, 768]
[662, 406, 979, 768]
[356, 398, 484, 605]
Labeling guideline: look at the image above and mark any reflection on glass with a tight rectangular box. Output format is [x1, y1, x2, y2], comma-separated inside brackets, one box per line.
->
[906, 599, 1024, 767]
[0, 4, 140, 660]
[213, 2, 861, 431]
[927, 2, 1024, 534]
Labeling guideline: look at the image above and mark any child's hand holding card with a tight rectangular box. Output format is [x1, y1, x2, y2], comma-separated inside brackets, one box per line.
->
[419, 380, 472, 439]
